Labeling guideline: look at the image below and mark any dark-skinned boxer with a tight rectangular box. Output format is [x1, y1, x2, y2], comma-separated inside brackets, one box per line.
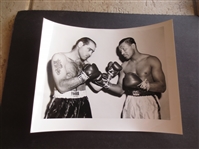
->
[93, 37, 166, 119]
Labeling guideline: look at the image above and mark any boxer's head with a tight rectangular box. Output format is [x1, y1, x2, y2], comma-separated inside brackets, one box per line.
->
[118, 37, 137, 60]
[75, 37, 97, 60]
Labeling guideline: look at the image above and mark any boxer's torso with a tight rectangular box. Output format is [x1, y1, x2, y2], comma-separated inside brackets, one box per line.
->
[54, 53, 86, 91]
[123, 54, 154, 82]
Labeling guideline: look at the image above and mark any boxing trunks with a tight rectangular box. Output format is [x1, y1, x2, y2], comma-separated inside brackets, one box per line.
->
[122, 90, 161, 119]
[45, 90, 92, 118]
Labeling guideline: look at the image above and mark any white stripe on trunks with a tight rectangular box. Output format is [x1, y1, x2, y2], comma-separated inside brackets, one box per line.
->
[53, 90, 87, 99]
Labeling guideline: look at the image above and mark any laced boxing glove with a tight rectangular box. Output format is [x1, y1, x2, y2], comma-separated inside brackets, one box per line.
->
[79, 63, 101, 82]
[92, 73, 110, 88]
[123, 72, 142, 90]
[105, 61, 122, 81]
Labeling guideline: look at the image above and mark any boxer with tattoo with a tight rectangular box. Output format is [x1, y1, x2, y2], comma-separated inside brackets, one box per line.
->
[45, 37, 101, 118]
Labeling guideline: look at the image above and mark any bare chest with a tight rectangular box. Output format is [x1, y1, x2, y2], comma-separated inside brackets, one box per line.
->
[65, 60, 84, 77]
[71, 61, 83, 74]
[123, 61, 151, 79]
[64, 61, 86, 90]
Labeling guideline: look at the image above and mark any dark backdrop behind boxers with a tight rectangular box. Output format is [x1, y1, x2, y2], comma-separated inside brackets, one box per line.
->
[1, 11, 198, 149]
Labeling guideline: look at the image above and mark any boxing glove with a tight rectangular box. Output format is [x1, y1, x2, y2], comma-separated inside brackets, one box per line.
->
[123, 72, 142, 89]
[92, 73, 109, 88]
[106, 61, 122, 81]
[79, 63, 101, 81]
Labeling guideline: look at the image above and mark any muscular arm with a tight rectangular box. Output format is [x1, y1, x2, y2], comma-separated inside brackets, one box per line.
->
[88, 82, 103, 92]
[108, 71, 125, 96]
[147, 56, 166, 93]
[106, 66, 125, 96]
[51, 53, 84, 93]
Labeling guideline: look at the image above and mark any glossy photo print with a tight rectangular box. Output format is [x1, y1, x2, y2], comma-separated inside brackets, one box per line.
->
[30, 18, 182, 134]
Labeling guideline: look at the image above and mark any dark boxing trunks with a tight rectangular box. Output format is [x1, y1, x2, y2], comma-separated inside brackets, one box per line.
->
[45, 96, 92, 118]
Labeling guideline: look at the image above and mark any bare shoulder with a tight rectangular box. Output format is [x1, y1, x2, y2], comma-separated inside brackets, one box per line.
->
[146, 55, 162, 66]
[147, 55, 161, 62]
[52, 53, 66, 61]
[120, 61, 129, 75]
[52, 53, 73, 64]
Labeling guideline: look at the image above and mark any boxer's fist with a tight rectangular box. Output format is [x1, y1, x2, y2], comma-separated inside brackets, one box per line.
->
[80, 64, 101, 81]
[83, 63, 101, 79]
[106, 61, 122, 80]
[123, 72, 142, 89]
[92, 73, 109, 88]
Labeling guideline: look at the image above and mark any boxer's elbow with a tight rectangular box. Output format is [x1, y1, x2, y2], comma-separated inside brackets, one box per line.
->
[108, 84, 124, 97]
[113, 89, 124, 97]
[118, 90, 125, 97]
[159, 83, 166, 93]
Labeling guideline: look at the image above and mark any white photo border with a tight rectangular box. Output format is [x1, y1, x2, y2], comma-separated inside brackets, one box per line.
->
[30, 18, 182, 134]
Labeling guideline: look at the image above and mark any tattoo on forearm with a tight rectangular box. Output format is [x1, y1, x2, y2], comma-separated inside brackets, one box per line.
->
[53, 59, 63, 75]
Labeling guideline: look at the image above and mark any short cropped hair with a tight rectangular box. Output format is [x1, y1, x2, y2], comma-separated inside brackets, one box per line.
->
[118, 37, 136, 46]
[75, 37, 96, 48]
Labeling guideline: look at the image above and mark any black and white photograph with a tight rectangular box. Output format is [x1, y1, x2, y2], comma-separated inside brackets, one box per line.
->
[30, 18, 182, 134]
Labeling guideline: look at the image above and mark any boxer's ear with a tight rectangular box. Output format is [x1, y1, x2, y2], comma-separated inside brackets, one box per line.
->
[131, 43, 136, 49]
[78, 41, 84, 47]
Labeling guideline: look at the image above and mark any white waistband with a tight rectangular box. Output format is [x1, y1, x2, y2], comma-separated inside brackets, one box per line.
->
[53, 90, 87, 99]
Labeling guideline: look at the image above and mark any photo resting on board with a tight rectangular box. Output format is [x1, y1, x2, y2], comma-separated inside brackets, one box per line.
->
[30, 18, 182, 134]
